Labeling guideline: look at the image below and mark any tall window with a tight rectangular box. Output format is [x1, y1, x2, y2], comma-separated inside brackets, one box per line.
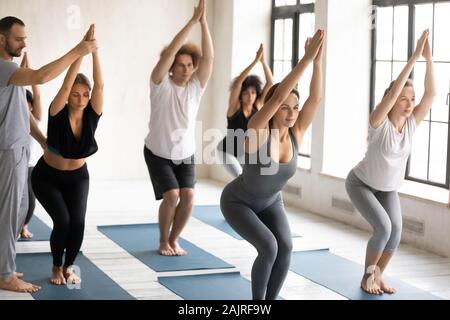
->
[372, 0, 450, 188]
[271, 0, 315, 169]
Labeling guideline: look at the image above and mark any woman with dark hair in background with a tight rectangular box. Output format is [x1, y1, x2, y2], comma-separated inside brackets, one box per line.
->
[20, 52, 43, 239]
[216, 44, 273, 178]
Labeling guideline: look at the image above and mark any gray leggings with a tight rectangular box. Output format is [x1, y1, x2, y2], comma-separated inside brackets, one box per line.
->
[345, 170, 402, 252]
[220, 187, 292, 300]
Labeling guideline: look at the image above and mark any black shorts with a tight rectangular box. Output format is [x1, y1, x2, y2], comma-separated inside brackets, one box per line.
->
[143, 146, 196, 200]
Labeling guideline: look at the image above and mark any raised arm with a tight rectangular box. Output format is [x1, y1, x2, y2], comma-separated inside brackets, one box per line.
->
[30, 81, 42, 120]
[294, 37, 323, 136]
[50, 58, 83, 116]
[9, 29, 97, 86]
[413, 37, 436, 124]
[151, 0, 204, 84]
[248, 30, 324, 132]
[21, 52, 43, 121]
[88, 25, 104, 115]
[50, 25, 98, 116]
[258, 45, 274, 108]
[196, 0, 214, 88]
[227, 45, 263, 117]
[370, 29, 429, 128]
[20, 52, 28, 69]
[29, 112, 46, 150]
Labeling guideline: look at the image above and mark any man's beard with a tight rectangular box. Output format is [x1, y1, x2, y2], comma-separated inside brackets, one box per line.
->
[5, 42, 22, 57]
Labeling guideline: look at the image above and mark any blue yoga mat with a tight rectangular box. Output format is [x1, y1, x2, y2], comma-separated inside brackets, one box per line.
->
[193, 205, 301, 240]
[16, 252, 135, 300]
[98, 223, 234, 272]
[290, 249, 442, 300]
[18, 216, 52, 242]
[159, 272, 253, 300]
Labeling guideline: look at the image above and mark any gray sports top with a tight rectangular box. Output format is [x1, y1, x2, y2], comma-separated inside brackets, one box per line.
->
[239, 129, 298, 197]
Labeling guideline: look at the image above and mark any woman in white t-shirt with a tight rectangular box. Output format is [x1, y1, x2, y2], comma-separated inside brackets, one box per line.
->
[345, 29, 436, 295]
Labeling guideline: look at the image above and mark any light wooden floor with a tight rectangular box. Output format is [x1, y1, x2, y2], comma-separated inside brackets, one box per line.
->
[1, 179, 450, 300]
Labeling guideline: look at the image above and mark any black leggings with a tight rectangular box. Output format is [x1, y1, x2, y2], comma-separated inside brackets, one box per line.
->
[24, 166, 36, 225]
[31, 158, 89, 268]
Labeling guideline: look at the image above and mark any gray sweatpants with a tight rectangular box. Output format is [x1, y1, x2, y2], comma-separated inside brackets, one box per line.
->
[0, 145, 29, 278]
[345, 170, 402, 253]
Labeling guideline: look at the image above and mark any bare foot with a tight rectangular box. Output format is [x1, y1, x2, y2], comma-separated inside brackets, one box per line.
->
[64, 267, 81, 285]
[20, 225, 34, 239]
[50, 266, 66, 285]
[159, 243, 175, 256]
[380, 278, 396, 294]
[170, 242, 187, 256]
[15, 272, 24, 278]
[361, 273, 383, 295]
[0, 275, 40, 293]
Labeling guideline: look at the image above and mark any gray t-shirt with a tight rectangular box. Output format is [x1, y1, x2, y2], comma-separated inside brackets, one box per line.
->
[0, 59, 30, 150]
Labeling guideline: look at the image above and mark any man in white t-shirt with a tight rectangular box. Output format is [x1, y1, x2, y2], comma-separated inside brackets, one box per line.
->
[144, 0, 213, 256]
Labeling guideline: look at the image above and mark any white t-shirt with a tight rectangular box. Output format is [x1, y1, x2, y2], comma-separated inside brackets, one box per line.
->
[353, 115, 417, 192]
[145, 73, 205, 160]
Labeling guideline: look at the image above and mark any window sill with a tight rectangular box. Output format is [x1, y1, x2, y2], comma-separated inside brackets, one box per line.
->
[317, 172, 449, 207]
[399, 180, 449, 206]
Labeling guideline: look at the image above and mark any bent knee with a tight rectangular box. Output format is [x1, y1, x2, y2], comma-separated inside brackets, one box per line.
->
[163, 189, 180, 205]
[179, 188, 195, 205]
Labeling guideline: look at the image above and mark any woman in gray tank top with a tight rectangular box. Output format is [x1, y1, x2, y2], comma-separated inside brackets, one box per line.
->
[345, 29, 436, 295]
[220, 30, 324, 300]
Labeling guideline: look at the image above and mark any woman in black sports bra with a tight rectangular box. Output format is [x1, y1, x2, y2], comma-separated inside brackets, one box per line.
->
[31, 25, 104, 286]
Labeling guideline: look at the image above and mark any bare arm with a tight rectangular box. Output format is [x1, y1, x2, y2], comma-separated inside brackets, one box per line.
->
[151, 0, 204, 84]
[370, 29, 429, 128]
[20, 52, 28, 69]
[30, 83, 43, 121]
[227, 45, 263, 117]
[20, 53, 43, 121]
[257, 46, 274, 108]
[88, 26, 104, 115]
[196, 0, 214, 88]
[29, 112, 46, 149]
[9, 34, 97, 87]
[90, 52, 104, 115]
[413, 38, 436, 124]
[294, 39, 323, 135]
[50, 25, 98, 116]
[248, 30, 324, 132]
[49, 58, 83, 116]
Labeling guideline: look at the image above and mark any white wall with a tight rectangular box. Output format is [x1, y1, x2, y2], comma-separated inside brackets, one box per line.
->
[321, 0, 371, 178]
[1, 0, 213, 180]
